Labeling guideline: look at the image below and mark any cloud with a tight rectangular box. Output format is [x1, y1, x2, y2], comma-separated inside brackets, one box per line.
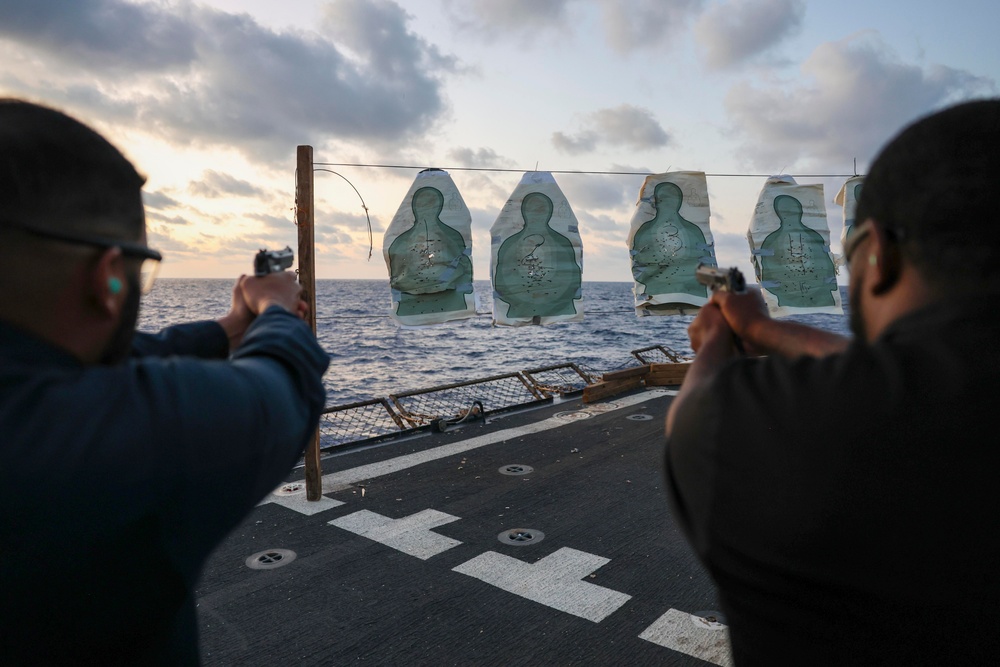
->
[0, 0, 456, 161]
[712, 231, 750, 255]
[145, 227, 198, 255]
[320, 0, 457, 78]
[598, 0, 705, 55]
[469, 205, 503, 230]
[146, 212, 191, 227]
[143, 191, 182, 211]
[577, 211, 628, 237]
[695, 0, 804, 69]
[709, 231, 754, 272]
[315, 208, 380, 238]
[188, 170, 267, 199]
[245, 213, 296, 232]
[211, 234, 292, 260]
[551, 130, 599, 155]
[724, 32, 996, 171]
[559, 174, 639, 212]
[553, 105, 670, 154]
[313, 206, 374, 261]
[461, 176, 512, 213]
[610, 162, 655, 175]
[445, 0, 703, 54]
[442, 0, 573, 42]
[447, 147, 515, 169]
[0, 0, 197, 72]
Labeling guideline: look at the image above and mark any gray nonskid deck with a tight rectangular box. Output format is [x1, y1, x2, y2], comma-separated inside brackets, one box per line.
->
[196, 389, 732, 666]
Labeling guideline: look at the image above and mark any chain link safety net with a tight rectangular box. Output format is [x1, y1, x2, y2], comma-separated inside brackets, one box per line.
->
[316, 350, 688, 451]
[631, 345, 686, 364]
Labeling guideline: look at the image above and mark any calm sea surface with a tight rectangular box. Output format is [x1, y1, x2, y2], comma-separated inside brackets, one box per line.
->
[138, 279, 850, 407]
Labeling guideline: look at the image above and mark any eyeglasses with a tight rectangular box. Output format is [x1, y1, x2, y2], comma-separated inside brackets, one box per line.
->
[2, 219, 162, 294]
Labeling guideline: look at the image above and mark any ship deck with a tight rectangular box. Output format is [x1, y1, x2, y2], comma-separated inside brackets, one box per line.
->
[195, 387, 731, 666]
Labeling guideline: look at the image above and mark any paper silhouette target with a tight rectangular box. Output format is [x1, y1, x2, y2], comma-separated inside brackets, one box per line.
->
[627, 171, 717, 316]
[747, 176, 842, 316]
[383, 169, 476, 326]
[835, 176, 864, 267]
[491, 172, 583, 326]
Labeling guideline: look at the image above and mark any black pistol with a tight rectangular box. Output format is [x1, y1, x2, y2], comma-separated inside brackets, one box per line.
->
[254, 246, 294, 276]
[695, 263, 746, 294]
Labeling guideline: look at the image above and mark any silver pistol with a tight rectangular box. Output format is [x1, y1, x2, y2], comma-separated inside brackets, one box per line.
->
[254, 246, 294, 276]
[695, 263, 746, 294]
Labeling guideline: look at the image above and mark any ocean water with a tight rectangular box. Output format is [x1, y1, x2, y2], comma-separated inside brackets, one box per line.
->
[138, 279, 850, 407]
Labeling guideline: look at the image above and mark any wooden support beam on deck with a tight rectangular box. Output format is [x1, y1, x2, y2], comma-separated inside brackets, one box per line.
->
[582, 362, 693, 403]
[583, 376, 646, 403]
[600, 365, 651, 382]
[296, 145, 323, 502]
[645, 362, 693, 387]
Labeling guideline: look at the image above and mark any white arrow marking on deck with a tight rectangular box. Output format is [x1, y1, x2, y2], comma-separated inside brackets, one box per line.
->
[638, 608, 734, 666]
[328, 509, 462, 560]
[452, 547, 632, 623]
[318, 390, 675, 490]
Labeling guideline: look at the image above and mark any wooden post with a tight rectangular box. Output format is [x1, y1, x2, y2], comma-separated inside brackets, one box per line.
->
[296, 145, 323, 501]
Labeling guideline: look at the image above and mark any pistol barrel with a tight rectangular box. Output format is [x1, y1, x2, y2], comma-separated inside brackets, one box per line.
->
[254, 246, 295, 276]
[695, 263, 746, 293]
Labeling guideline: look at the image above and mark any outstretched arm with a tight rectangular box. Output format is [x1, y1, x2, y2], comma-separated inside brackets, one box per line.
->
[218, 272, 310, 350]
[665, 302, 739, 436]
[215, 275, 255, 351]
[712, 287, 850, 359]
[133, 273, 308, 359]
[665, 288, 850, 436]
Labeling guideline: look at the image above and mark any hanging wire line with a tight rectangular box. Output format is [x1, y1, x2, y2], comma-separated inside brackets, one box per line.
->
[313, 161, 861, 179]
[315, 309, 640, 321]
[313, 168, 374, 260]
[303, 161, 862, 280]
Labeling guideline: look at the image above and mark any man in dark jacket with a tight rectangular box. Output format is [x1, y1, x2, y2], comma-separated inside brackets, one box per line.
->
[666, 100, 1000, 665]
[0, 99, 329, 664]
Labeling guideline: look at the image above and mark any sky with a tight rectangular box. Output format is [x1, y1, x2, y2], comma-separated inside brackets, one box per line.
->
[1, 0, 997, 282]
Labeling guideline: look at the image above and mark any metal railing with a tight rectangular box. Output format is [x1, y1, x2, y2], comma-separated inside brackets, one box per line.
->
[316, 348, 686, 451]
[631, 345, 688, 364]
[389, 372, 544, 427]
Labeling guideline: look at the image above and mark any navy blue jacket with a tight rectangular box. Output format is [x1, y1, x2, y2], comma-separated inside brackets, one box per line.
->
[0, 307, 329, 665]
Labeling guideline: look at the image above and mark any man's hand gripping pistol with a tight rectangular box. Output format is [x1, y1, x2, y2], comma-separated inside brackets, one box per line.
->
[252, 246, 310, 321]
[695, 263, 746, 295]
[695, 262, 748, 355]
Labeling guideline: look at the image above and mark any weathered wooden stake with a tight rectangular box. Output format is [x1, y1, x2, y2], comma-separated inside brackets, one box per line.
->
[296, 145, 323, 501]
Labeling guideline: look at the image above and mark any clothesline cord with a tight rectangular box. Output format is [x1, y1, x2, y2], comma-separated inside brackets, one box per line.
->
[312, 162, 860, 179]
[315, 309, 643, 321]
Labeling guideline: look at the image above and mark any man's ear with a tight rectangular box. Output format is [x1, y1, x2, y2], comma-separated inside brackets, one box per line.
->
[89, 247, 127, 317]
[868, 224, 902, 296]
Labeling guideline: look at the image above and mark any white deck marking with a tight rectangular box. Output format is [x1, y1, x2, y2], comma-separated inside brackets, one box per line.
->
[328, 509, 462, 560]
[265, 494, 345, 515]
[638, 608, 734, 666]
[258, 489, 346, 515]
[452, 547, 632, 622]
[321, 391, 672, 491]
